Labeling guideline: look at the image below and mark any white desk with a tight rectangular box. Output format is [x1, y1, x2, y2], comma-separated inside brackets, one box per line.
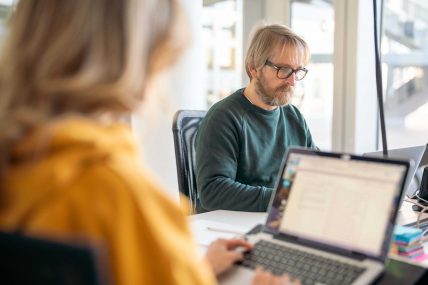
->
[397, 199, 428, 226]
[189, 210, 266, 251]
[190, 210, 266, 229]
[190, 200, 428, 267]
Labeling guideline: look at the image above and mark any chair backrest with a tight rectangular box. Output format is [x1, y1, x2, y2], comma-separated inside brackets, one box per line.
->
[0, 230, 110, 285]
[172, 110, 206, 212]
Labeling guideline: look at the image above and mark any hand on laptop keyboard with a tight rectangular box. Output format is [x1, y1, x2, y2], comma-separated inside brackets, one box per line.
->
[205, 238, 253, 275]
[252, 267, 301, 285]
[206, 238, 301, 284]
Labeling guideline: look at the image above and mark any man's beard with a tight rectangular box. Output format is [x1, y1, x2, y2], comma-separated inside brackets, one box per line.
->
[255, 75, 294, 107]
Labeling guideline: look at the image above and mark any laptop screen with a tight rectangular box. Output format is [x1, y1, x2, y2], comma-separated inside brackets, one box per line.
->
[266, 150, 408, 258]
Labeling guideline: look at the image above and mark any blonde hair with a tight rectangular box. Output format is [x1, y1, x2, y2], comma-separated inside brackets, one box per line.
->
[0, 0, 187, 153]
[245, 23, 310, 80]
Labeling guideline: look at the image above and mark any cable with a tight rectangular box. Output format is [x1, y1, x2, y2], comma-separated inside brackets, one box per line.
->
[402, 199, 428, 245]
[402, 199, 427, 228]
[406, 190, 419, 200]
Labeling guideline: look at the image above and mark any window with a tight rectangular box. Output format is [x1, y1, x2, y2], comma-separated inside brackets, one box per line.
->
[0, 0, 14, 39]
[381, 0, 428, 148]
[290, 0, 334, 150]
[202, 0, 243, 107]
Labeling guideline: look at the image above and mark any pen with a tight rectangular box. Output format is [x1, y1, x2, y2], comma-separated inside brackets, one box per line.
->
[206, 226, 246, 236]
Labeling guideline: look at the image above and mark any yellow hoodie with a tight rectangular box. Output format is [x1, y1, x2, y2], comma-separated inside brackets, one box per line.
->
[0, 118, 216, 285]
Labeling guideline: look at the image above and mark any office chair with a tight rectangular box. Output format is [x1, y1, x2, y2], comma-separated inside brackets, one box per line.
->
[0, 230, 110, 285]
[172, 110, 206, 213]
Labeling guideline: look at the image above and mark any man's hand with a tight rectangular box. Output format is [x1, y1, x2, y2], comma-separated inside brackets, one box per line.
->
[205, 238, 252, 275]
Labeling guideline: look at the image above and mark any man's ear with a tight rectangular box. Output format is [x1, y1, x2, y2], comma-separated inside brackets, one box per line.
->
[248, 64, 259, 79]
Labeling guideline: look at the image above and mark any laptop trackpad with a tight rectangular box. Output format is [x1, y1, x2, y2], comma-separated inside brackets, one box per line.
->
[218, 265, 253, 285]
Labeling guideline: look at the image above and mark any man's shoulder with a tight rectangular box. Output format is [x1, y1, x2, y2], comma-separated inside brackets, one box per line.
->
[205, 89, 247, 119]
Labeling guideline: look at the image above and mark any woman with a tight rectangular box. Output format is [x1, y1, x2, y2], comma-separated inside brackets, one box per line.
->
[0, 0, 295, 284]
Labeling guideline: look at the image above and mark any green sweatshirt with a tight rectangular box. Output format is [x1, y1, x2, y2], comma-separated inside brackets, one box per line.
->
[195, 88, 317, 212]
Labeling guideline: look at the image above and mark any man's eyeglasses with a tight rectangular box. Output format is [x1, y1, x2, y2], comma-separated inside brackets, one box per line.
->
[264, 60, 308, 81]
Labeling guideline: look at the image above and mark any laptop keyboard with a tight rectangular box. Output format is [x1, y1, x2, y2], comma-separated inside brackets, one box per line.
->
[240, 240, 366, 285]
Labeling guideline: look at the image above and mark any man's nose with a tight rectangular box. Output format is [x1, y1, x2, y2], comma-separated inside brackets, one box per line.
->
[285, 72, 296, 86]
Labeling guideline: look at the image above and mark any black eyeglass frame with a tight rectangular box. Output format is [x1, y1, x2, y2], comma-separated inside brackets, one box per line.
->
[264, 60, 308, 81]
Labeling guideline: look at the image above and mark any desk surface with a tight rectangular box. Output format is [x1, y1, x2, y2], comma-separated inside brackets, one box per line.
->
[190, 210, 266, 229]
[191, 198, 428, 226]
[190, 200, 428, 268]
[397, 199, 428, 226]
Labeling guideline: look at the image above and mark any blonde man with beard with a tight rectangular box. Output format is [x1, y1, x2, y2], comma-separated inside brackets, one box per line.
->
[196, 24, 317, 213]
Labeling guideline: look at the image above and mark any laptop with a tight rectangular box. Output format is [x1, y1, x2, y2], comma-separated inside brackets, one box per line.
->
[364, 144, 427, 198]
[220, 148, 409, 285]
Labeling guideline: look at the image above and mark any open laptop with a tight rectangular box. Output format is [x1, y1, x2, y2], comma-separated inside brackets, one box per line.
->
[220, 148, 409, 285]
[364, 144, 427, 198]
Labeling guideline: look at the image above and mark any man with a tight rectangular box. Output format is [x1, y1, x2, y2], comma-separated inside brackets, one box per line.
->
[195, 24, 317, 212]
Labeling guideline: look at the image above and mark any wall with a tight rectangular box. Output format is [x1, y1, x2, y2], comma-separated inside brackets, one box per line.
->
[131, 0, 206, 201]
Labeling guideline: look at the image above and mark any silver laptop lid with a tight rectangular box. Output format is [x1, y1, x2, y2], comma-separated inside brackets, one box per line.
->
[265, 148, 409, 262]
[364, 144, 427, 197]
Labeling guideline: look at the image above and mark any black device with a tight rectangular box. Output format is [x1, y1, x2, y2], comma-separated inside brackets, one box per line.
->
[412, 166, 428, 212]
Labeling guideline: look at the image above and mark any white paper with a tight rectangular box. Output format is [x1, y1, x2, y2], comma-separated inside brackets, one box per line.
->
[190, 219, 249, 246]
